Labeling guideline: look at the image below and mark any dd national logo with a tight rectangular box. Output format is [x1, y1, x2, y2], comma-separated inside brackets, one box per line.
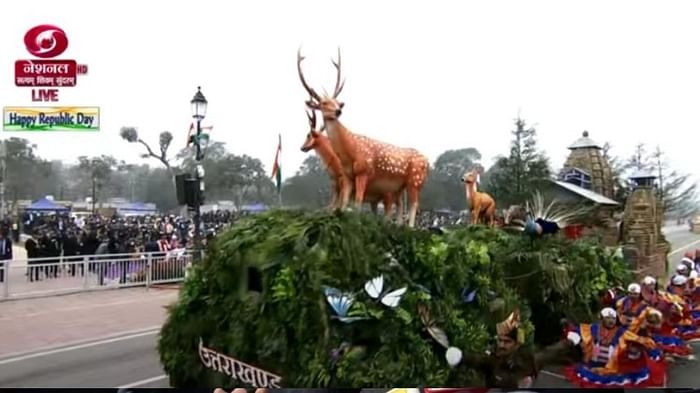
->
[14, 24, 89, 101]
[5, 24, 98, 132]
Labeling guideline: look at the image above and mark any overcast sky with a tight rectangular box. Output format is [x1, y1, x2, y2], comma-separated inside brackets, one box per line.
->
[2, 0, 699, 184]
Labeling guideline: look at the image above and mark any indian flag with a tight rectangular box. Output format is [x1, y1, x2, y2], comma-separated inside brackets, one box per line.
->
[270, 133, 282, 193]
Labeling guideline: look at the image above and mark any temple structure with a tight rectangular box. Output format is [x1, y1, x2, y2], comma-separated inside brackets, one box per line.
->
[560, 131, 615, 200]
[621, 171, 669, 278]
[539, 131, 620, 245]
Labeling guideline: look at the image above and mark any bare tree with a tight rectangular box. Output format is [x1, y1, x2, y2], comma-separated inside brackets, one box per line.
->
[120, 127, 182, 213]
[119, 127, 174, 176]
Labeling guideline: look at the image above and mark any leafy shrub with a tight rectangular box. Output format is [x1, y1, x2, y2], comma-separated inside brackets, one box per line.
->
[159, 210, 631, 388]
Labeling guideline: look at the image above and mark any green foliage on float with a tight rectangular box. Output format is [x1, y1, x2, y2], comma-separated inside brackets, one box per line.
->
[158, 210, 631, 388]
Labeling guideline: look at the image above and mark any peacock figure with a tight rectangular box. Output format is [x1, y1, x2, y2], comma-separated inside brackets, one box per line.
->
[504, 191, 590, 237]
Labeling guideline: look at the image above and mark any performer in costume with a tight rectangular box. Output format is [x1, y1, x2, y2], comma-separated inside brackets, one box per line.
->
[641, 276, 674, 315]
[674, 264, 690, 279]
[445, 310, 575, 388]
[672, 273, 700, 321]
[682, 253, 696, 272]
[643, 276, 700, 341]
[665, 274, 700, 323]
[667, 274, 689, 297]
[629, 307, 693, 360]
[688, 272, 700, 305]
[615, 283, 646, 326]
[562, 307, 665, 387]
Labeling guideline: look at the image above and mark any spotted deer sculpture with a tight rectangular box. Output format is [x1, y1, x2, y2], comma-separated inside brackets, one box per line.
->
[297, 47, 429, 227]
[461, 169, 496, 226]
[300, 108, 404, 220]
[300, 108, 350, 210]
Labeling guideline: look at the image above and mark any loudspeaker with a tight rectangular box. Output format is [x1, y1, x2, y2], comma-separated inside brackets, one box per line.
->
[175, 174, 189, 205]
[187, 179, 201, 208]
[175, 174, 201, 207]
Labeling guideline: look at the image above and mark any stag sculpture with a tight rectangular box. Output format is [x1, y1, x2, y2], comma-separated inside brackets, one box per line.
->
[296, 47, 429, 227]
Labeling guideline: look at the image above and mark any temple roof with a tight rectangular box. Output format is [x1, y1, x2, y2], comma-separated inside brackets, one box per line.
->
[568, 130, 602, 150]
[629, 170, 657, 180]
[551, 180, 619, 205]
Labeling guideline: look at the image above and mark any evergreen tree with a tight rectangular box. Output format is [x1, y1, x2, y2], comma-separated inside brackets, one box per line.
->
[649, 145, 698, 216]
[484, 117, 551, 207]
[624, 143, 652, 172]
[602, 142, 630, 202]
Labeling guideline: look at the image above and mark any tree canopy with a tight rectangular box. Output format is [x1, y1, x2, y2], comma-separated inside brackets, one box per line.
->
[1, 116, 695, 216]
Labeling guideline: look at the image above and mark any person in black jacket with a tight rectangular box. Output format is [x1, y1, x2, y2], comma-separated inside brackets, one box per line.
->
[0, 230, 12, 283]
[63, 230, 82, 276]
[25, 233, 40, 281]
[39, 231, 59, 279]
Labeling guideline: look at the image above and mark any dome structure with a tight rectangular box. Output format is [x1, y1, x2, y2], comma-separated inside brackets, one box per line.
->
[560, 131, 615, 200]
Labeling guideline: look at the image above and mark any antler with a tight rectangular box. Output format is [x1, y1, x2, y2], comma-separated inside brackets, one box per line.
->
[306, 108, 317, 130]
[297, 47, 321, 102]
[331, 47, 345, 98]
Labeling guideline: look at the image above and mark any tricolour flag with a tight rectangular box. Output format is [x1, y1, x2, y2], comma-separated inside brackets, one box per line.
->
[270, 133, 282, 193]
[186, 123, 214, 146]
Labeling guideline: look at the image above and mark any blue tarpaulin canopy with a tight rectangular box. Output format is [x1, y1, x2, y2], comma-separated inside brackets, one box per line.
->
[118, 202, 156, 215]
[26, 197, 69, 212]
[241, 203, 268, 212]
[120, 202, 153, 211]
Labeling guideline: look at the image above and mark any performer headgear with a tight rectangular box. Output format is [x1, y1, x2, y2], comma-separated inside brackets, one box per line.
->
[672, 274, 688, 286]
[627, 283, 641, 295]
[599, 288, 617, 306]
[681, 257, 695, 271]
[600, 307, 617, 319]
[496, 309, 525, 344]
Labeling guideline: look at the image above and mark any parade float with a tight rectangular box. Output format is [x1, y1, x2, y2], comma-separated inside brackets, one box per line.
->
[157, 48, 642, 388]
[158, 209, 631, 388]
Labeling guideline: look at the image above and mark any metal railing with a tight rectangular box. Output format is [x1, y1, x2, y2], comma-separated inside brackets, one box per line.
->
[0, 249, 195, 300]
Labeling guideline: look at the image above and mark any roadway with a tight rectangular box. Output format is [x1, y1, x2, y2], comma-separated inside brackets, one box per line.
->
[0, 226, 698, 388]
[0, 329, 167, 388]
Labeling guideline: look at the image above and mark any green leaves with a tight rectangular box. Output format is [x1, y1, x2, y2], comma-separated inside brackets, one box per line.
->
[159, 210, 632, 388]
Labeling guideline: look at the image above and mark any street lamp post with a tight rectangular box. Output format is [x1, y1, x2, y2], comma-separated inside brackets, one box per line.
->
[0, 140, 6, 220]
[91, 176, 96, 214]
[190, 87, 208, 262]
[90, 158, 99, 214]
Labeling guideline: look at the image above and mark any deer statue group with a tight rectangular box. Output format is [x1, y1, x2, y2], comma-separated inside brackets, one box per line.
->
[296, 47, 429, 228]
[300, 108, 403, 216]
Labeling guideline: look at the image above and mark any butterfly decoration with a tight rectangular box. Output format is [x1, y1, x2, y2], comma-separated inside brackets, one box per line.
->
[330, 342, 351, 365]
[323, 286, 368, 323]
[364, 275, 407, 308]
[417, 303, 450, 348]
[461, 288, 477, 303]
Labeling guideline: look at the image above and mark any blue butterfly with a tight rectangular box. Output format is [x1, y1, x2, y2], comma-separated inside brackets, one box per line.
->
[461, 288, 477, 303]
[323, 286, 367, 323]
